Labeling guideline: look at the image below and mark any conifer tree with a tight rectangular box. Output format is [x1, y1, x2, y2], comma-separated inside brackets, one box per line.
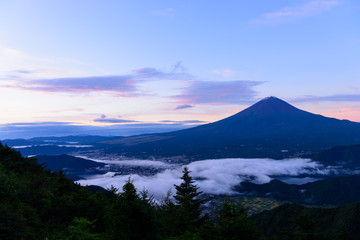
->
[173, 167, 206, 231]
[105, 179, 159, 240]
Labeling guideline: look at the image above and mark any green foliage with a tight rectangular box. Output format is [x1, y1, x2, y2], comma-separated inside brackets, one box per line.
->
[105, 179, 160, 240]
[158, 190, 180, 236]
[173, 167, 207, 232]
[52, 217, 102, 240]
[0, 143, 106, 239]
[252, 202, 360, 240]
[215, 198, 264, 240]
[291, 209, 327, 240]
[66, 217, 101, 240]
[159, 168, 211, 238]
[166, 231, 203, 240]
[0, 162, 21, 200]
[2, 142, 360, 240]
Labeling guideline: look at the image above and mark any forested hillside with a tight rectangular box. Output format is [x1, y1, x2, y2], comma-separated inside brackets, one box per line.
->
[252, 203, 360, 240]
[0, 143, 262, 239]
[1, 143, 359, 239]
[312, 144, 360, 169]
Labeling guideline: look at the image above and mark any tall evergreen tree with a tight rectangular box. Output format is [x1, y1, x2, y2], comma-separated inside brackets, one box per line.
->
[105, 179, 159, 240]
[173, 167, 206, 232]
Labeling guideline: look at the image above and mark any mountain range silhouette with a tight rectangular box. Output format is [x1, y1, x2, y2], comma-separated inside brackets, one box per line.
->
[105, 97, 360, 160]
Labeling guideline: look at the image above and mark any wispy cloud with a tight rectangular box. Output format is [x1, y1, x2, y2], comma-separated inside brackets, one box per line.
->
[0, 121, 197, 139]
[252, 0, 341, 24]
[13, 70, 34, 74]
[5, 75, 137, 95]
[159, 120, 206, 124]
[152, 7, 176, 17]
[171, 61, 187, 72]
[174, 104, 194, 110]
[132, 67, 192, 80]
[93, 115, 138, 124]
[0, 45, 44, 65]
[0, 45, 105, 79]
[174, 80, 263, 105]
[1, 121, 75, 127]
[1, 51, 261, 106]
[81, 156, 175, 169]
[1, 64, 193, 96]
[292, 94, 360, 102]
[212, 69, 235, 78]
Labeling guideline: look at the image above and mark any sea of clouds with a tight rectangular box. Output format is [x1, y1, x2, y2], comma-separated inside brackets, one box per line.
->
[77, 158, 329, 200]
[78, 156, 176, 169]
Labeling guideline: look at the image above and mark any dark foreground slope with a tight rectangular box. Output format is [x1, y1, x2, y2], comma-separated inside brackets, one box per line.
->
[0, 143, 108, 239]
[104, 97, 360, 159]
[252, 202, 360, 240]
[0, 143, 265, 240]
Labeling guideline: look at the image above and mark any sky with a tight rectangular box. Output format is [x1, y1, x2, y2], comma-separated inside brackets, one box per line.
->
[0, 0, 360, 138]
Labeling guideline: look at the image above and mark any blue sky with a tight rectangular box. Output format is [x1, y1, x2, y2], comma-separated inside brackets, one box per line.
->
[0, 0, 360, 138]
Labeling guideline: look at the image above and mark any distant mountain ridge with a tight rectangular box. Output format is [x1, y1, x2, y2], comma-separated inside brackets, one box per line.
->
[312, 144, 360, 169]
[1, 135, 119, 156]
[236, 175, 360, 205]
[3, 97, 360, 160]
[104, 97, 360, 160]
[36, 154, 106, 180]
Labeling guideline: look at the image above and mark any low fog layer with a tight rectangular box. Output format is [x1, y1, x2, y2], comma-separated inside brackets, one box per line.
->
[78, 156, 176, 168]
[13, 144, 93, 149]
[77, 158, 328, 199]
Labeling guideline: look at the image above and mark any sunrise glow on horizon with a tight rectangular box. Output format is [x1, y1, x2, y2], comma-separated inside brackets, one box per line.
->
[1, 0, 359, 138]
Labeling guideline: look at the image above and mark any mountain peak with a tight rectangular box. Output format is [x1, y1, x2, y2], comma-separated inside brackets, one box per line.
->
[106, 95, 360, 160]
[239, 96, 301, 116]
[262, 96, 280, 101]
[259, 96, 289, 104]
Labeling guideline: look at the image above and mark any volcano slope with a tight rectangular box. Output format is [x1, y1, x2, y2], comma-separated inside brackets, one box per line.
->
[102, 97, 360, 160]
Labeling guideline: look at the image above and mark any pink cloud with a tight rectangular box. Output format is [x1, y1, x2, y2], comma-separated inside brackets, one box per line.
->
[292, 94, 360, 103]
[132, 67, 192, 80]
[174, 80, 263, 105]
[323, 107, 360, 122]
[212, 69, 235, 78]
[2, 65, 193, 96]
[2, 66, 263, 106]
[5, 76, 137, 95]
[252, 0, 341, 24]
